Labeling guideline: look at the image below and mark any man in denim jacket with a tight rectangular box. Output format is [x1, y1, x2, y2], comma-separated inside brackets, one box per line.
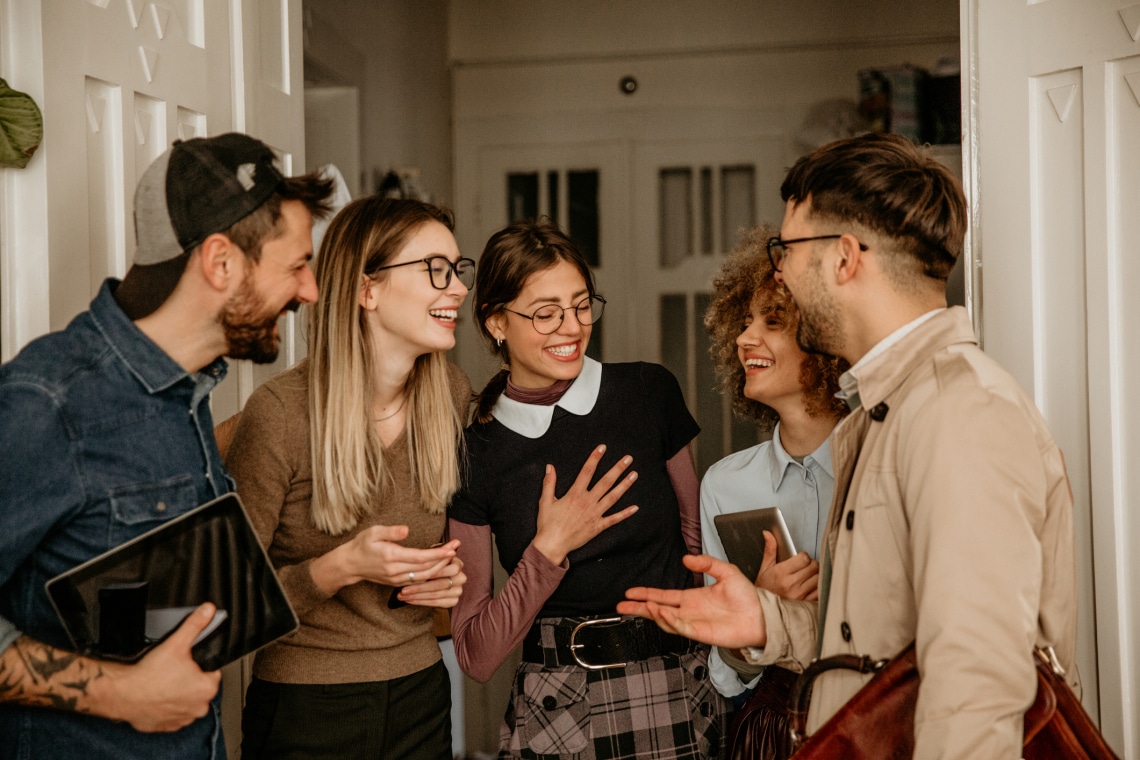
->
[0, 133, 332, 758]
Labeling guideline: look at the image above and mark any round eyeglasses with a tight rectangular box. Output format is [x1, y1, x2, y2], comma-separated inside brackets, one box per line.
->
[371, 256, 476, 290]
[503, 295, 606, 335]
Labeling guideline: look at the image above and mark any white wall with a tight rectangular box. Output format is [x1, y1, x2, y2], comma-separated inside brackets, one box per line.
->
[303, 0, 452, 203]
[449, 0, 959, 63]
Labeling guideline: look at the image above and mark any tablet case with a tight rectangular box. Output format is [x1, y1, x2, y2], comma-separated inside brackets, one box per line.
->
[713, 507, 797, 584]
[45, 493, 298, 671]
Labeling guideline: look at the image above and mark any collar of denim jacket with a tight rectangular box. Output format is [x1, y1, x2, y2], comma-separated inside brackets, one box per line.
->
[89, 278, 228, 395]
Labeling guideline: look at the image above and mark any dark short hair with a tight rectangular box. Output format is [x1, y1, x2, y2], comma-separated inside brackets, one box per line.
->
[224, 171, 337, 262]
[781, 133, 967, 283]
[705, 225, 847, 429]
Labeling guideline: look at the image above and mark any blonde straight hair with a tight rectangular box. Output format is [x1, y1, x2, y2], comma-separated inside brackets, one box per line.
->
[307, 196, 464, 535]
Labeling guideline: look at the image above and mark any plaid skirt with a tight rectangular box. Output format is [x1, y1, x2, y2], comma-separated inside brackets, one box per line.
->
[499, 620, 727, 759]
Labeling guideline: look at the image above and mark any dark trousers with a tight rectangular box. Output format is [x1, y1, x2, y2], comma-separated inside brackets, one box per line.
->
[241, 659, 452, 760]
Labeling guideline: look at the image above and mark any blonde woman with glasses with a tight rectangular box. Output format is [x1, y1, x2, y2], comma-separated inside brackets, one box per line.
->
[449, 219, 725, 759]
[226, 197, 473, 760]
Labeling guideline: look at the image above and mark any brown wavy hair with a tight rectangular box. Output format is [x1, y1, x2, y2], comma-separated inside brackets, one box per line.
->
[705, 224, 848, 432]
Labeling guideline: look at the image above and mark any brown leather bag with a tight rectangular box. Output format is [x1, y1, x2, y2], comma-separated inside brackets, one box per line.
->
[787, 642, 1119, 759]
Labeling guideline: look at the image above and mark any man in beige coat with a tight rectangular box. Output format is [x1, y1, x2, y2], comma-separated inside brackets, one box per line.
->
[620, 133, 1077, 759]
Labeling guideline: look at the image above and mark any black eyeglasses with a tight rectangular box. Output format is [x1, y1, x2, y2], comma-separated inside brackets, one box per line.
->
[503, 295, 606, 335]
[371, 256, 476, 290]
[766, 235, 867, 272]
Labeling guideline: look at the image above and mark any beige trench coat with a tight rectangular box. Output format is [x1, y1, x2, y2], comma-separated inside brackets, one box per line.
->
[748, 307, 1078, 760]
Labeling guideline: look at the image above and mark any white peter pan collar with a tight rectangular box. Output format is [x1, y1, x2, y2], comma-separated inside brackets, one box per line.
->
[491, 356, 602, 439]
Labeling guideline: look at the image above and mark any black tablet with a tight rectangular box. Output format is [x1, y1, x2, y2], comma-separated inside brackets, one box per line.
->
[713, 507, 797, 584]
[45, 493, 297, 671]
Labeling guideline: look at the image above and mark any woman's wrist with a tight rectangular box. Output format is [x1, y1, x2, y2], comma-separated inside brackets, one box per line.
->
[530, 534, 567, 568]
[310, 546, 354, 595]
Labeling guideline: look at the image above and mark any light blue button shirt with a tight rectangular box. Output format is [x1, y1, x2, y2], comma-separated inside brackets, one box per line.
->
[698, 422, 834, 697]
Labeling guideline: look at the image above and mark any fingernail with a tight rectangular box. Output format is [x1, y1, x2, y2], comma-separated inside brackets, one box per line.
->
[622, 455, 632, 465]
[628, 472, 638, 481]
[546, 464, 552, 474]
[597, 444, 606, 454]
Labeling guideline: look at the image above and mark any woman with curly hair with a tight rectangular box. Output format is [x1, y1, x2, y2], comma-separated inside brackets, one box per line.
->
[700, 224, 847, 707]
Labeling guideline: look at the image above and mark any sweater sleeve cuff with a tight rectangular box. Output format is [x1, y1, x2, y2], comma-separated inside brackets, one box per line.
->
[277, 558, 334, 617]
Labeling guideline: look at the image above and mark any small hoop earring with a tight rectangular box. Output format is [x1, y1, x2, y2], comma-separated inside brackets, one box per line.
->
[496, 338, 503, 348]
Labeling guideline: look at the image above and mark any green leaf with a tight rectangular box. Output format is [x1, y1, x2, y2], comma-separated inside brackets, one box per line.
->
[0, 77, 44, 169]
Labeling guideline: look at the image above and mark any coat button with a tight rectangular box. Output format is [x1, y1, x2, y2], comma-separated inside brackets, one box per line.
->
[155, 501, 167, 512]
[699, 702, 713, 717]
[846, 511, 855, 530]
[694, 665, 707, 681]
[542, 695, 558, 711]
[869, 402, 889, 421]
[840, 621, 852, 642]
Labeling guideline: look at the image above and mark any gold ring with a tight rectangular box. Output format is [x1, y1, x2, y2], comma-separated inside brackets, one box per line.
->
[448, 577, 454, 590]
[408, 572, 415, 582]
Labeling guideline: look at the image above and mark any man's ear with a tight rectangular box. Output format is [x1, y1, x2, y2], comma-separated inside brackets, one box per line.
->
[197, 232, 240, 292]
[834, 233, 864, 286]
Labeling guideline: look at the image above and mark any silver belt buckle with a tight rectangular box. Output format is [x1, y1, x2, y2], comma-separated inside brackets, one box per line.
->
[568, 616, 627, 670]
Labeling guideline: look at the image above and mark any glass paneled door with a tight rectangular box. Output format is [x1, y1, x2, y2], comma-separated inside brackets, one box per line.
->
[461, 141, 632, 387]
[633, 139, 787, 477]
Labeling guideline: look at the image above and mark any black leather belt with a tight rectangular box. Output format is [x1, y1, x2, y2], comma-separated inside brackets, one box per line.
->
[521, 616, 696, 670]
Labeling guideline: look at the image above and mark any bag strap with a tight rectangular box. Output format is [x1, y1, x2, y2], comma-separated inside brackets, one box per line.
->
[788, 652, 889, 750]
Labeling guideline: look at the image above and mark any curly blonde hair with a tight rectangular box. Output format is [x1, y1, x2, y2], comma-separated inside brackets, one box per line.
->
[704, 224, 848, 432]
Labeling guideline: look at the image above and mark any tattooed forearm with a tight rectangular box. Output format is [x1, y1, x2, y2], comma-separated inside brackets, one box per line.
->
[26, 645, 79, 681]
[0, 636, 104, 713]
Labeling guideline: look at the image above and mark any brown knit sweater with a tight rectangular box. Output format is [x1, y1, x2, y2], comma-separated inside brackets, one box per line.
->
[225, 360, 471, 684]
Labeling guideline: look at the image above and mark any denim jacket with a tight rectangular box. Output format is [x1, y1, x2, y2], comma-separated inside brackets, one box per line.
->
[0, 280, 231, 759]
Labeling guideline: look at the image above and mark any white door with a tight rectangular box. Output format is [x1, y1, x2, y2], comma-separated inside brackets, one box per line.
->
[966, 0, 1139, 754]
[1, 0, 306, 420]
[1, 0, 232, 362]
[230, 0, 307, 410]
